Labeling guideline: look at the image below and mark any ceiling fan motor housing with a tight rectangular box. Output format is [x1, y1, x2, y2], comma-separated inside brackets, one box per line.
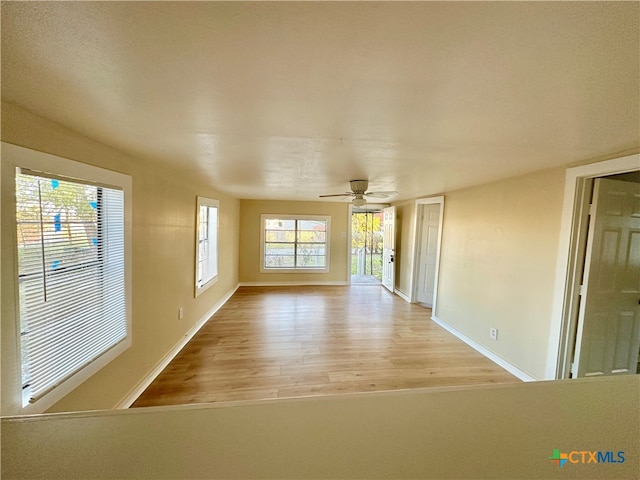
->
[350, 180, 369, 194]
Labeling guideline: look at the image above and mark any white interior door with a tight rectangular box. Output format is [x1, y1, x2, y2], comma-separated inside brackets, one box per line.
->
[381, 206, 396, 293]
[416, 204, 440, 306]
[573, 178, 640, 377]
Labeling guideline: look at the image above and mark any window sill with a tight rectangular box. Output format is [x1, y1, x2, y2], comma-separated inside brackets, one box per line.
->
[260, 268, 330, 274]
[195, 275, 219, 297]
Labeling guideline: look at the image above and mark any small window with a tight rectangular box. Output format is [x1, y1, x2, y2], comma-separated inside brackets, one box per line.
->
[261, 214, 330, 273]
[195, 197, 219, 295]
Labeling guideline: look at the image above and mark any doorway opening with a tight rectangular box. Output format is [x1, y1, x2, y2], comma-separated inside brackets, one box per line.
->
[568, 171, 640, 378]
[351, 208, 384, 285]
[409, 196, 445, 313]
[548, 153, 640, 380]
[413, 202, 442, 308]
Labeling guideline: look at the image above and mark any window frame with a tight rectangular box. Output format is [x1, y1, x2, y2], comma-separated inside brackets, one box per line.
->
[1, 142, 132, 415]
[194, 196, 219, 296]
[260, 214, 331, 273]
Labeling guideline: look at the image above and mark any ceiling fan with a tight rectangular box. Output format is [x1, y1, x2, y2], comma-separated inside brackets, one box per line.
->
[319, 180, 398, 207]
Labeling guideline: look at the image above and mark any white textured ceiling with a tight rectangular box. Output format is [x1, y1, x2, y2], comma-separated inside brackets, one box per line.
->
[2, 2, 639, 201]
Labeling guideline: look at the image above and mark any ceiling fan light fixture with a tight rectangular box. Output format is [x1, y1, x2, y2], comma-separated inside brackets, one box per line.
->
[352, 196, 366, 207]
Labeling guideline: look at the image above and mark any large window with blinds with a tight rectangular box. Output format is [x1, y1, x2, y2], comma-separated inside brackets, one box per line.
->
[260, 214, 330, 272]
[16, 171, 127, 407]
[3, 143, 132, 414]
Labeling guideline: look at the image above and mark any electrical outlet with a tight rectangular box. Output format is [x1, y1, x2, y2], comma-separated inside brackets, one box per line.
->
[178, 307, 184, 320]
[490, 328, 498, 340]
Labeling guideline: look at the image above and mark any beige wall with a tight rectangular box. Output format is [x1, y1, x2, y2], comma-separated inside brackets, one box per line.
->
[239, 199, 349, 284]
[435, 167, 565, 379]
[3, 376, 638, 479]
[1, 102, 240, 413]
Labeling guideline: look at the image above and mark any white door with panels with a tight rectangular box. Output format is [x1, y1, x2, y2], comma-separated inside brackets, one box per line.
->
[415, 204, 440, 306]
[381, 206, 396, 293]
[573, 178, 640, 377]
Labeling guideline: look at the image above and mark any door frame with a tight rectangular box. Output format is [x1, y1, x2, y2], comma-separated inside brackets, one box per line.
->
[347, 203, 390, 285]
[346, 204, 353, 285]
[409, 196, 445, 314]
[547, 153, 640, 380]
[381, 206, 396, 293]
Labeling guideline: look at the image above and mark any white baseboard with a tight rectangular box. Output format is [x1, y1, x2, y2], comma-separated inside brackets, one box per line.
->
[115, 283, 240, 409]
[394, 289, 411, 303]
[431, 315, 537, 382]
[239, 281, 349, 287]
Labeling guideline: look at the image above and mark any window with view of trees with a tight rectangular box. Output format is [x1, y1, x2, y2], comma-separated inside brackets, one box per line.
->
[261, 215, 330, 272]
[13, 166, 129, 410]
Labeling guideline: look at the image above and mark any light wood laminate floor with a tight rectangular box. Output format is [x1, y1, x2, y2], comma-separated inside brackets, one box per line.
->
[132, 286, 519, 407]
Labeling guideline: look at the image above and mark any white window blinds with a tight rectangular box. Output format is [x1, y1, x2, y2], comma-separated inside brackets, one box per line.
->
[16, 171, 126, 404]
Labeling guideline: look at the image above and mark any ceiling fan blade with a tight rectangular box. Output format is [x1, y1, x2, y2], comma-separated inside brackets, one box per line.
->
[319, 193, 353, 198]
[364, 191, 399, 198]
